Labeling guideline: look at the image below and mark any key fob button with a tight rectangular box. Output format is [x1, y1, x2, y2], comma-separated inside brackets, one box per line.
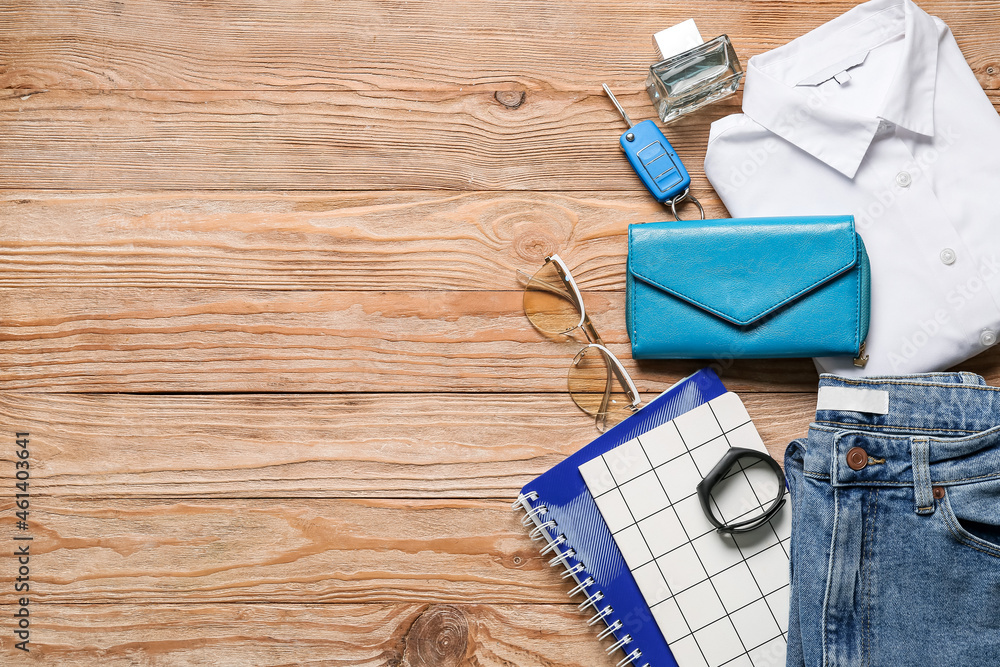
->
[654, 168, 682, 191]
[636, 141, 680, 194]
[636, 142, 666, 163]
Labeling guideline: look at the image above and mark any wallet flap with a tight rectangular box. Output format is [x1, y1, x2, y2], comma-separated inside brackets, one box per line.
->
[628, 215, 858, 327]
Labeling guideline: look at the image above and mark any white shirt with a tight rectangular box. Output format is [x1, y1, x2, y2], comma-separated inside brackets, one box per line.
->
[704, 0, 1000, 376]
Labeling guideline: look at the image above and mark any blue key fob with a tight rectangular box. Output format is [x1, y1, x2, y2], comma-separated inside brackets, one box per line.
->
[602, 84, 702, 219]
[620, 119, 691, 204]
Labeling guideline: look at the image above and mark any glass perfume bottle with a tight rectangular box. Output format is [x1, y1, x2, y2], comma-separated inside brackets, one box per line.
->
[645, 20, 743, 123]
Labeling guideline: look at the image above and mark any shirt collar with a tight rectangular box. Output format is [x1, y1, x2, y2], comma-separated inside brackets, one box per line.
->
[741, 0, 940, 179]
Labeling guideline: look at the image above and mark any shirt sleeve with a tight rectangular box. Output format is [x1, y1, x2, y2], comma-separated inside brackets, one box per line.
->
[704, 113, 779, 217]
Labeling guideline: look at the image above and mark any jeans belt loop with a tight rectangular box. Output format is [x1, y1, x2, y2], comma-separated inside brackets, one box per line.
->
[911, 437, 935, 515]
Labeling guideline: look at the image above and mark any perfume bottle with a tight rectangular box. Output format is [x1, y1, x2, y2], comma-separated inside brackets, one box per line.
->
[645, 20, 743, 123]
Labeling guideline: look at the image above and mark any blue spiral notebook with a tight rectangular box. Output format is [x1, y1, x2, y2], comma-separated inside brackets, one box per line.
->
[514, 369, 727, 667]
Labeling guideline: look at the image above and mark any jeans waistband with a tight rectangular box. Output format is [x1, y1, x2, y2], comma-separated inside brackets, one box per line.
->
[803, 373, 1000, 496]
[815, 371, 1000, 436]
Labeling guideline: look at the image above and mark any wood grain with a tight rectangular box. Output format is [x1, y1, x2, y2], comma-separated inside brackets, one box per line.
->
[0, 391, 817, 498]
[0, 190, 722, 290]
[0, 88, 730, 191]
[0, 285, 831, 392]
[0, 498, 579, 605]
[2, 0, 998, 92]
[0, 603, 612, 666]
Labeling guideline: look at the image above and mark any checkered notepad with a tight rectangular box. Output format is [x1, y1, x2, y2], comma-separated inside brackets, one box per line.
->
[579, 392, 791, 667]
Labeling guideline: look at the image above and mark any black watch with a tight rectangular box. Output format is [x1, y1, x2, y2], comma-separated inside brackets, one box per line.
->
[696, 447, 786, 534]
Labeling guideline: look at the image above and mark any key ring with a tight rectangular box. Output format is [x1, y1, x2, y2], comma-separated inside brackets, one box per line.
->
[669, 188, 705, 221]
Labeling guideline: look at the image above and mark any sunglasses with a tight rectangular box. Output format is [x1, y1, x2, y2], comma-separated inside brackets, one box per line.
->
[518, 255, 641, 432]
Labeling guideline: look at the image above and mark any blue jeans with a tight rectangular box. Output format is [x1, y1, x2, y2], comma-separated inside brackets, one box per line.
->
[785, 372, 1000, 667]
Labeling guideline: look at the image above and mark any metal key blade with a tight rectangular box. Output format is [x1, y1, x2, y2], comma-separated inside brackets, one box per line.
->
[602, 84, 633, 129]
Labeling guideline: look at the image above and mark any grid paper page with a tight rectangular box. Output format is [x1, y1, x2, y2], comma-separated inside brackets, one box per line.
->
[579, 392, 790, 667]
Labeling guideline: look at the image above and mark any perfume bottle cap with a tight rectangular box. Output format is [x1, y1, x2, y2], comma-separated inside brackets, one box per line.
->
[652, 19, 704, 60]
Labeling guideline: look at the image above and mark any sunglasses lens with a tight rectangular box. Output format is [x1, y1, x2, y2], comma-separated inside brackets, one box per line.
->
[568, 346, 635, 431]
[523, 260, 582, 335]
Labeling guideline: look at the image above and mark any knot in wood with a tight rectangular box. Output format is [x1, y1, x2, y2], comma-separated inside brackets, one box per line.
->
[513, 230, 559, 264]
[403, 604, 469, 667]
[494, 90, 526, 109]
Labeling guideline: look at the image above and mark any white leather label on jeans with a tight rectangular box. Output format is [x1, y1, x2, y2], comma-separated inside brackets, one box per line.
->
[816, 386, 889, 415]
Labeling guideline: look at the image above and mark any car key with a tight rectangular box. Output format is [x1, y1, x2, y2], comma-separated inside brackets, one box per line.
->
[602, 84, 704, 220]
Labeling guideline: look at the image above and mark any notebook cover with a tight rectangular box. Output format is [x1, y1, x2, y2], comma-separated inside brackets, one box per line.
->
[518, 368, 727, 666]
[580, 392, 792, 667]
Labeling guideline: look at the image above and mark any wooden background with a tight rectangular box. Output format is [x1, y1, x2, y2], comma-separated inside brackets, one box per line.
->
[1, 1, 999, 664]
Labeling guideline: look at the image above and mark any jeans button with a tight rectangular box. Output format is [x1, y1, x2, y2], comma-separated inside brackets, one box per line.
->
[933, 486, 945, 500]
[846, 446, 868, 471]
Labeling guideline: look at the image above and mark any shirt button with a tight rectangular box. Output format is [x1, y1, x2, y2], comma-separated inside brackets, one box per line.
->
[940, 248, 956, 265]
[982, 330, 997, 347]
[895, 171, 912, 187]
[846, 446, 868, 471]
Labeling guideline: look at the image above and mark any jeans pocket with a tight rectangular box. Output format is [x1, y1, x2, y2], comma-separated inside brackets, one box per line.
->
[938, 479, 1000, 558]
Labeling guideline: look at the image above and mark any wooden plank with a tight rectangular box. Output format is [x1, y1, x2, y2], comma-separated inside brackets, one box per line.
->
[0, 392, 816, 498]
[0, 603, 612, 666]
[0, 190, 711, 290]
[1, 0, 997, 92]
[0, 286, 831, 392]
[0, 88, 726, 191]
[2, 90, 997, 192]
[0, 498, 589, 605]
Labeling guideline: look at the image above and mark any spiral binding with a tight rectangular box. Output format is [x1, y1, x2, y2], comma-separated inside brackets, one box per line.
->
[514, 492, 650, 667]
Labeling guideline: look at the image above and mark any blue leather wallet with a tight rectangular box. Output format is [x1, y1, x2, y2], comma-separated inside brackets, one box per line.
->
[627, 215, 870, 362]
